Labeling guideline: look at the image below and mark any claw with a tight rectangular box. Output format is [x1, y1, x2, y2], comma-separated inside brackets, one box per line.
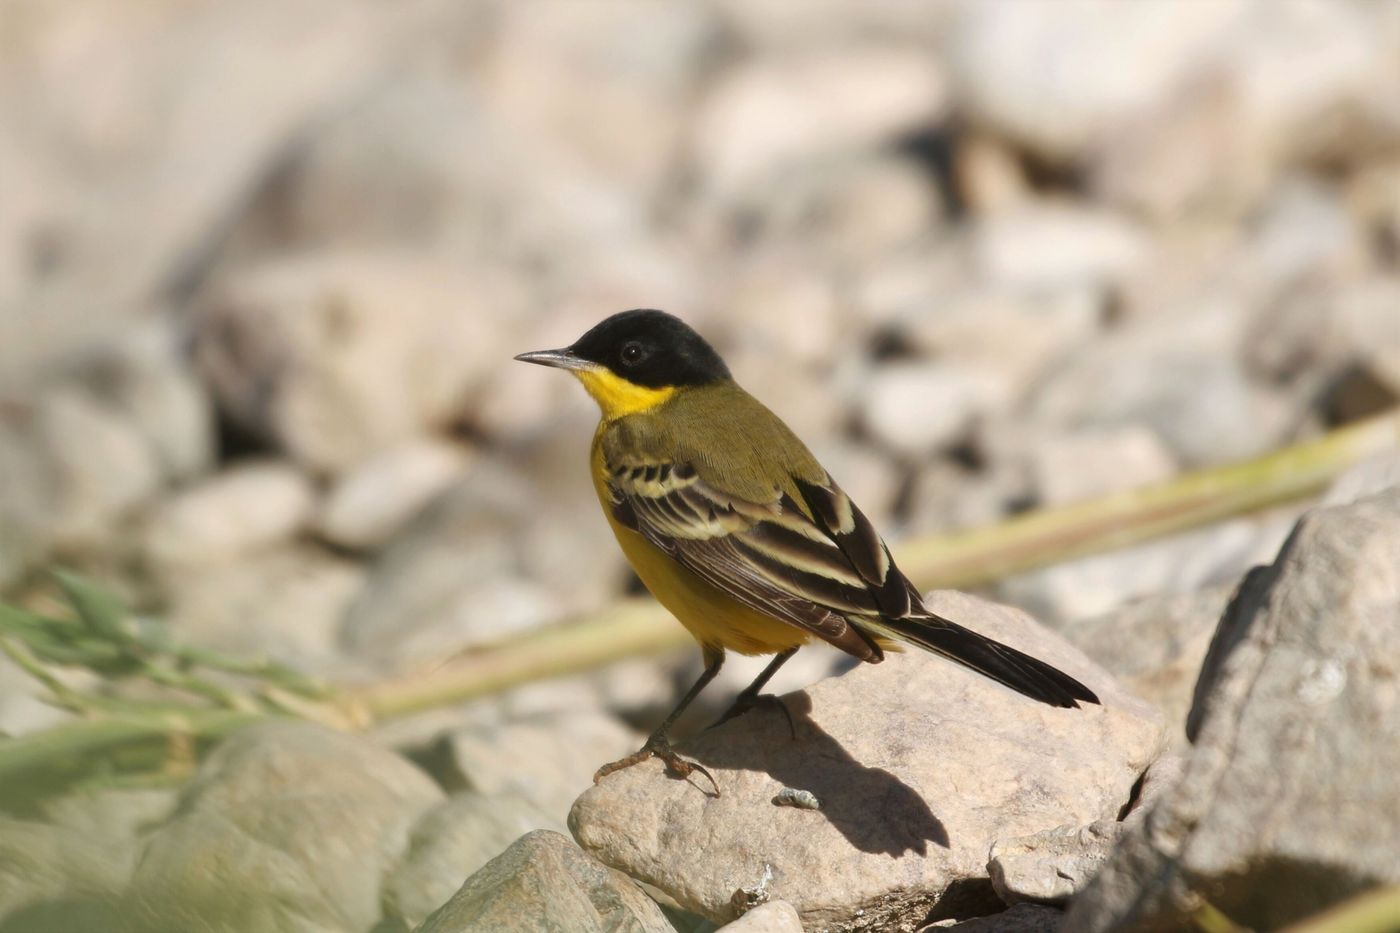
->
[593, 735, 720, 796]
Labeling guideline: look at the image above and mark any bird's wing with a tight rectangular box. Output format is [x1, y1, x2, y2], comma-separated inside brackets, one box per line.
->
[602, 451, 912, 661]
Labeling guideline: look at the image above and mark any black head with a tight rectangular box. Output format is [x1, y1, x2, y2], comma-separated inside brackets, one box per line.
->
[517, 309, 730, 388]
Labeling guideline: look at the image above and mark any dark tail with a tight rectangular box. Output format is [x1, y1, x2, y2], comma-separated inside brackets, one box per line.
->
[868, 613, 1100, 709]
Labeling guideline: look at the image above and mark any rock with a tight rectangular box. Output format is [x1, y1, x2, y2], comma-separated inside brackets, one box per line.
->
[1028, 316, 1293, 468]
[342, 433, 624, 668]
[1322, 449, 1400, 507]
[257, 71, 648, 266]
[0, 816, 127, 927]
[948, 0, 1245, 163]
[415, 830, 672, 933]
[1090, 1, 1400, 219]
[714, 154, 943, 266]
[160, 543, 364, 672]
[905, 458, 1031, 537]
[438, 710, 641, 823]
[998, 512, 1295, 625]
[1246, 276, 1400, 422]
[383, 792, 563, 930]
[989, 821, 1122, 907]
[1065, 489, 1400, 931]
[141, 461, 315, 569]
[192, 251, 517, 473]
[969, 203, 1149, 294]
[64, 320, 215, 483]
[569, 590, 1164, 930]
[718, 899, 803, 933]
[1027, 425, 1177, 508]
[895, 286, 1102, 405]
[478, 2, 717, 193]
[122, 721, 443, 933]
[0, 415, 59, 588]
[0, 0, 391, 388]
[988, 753, 1184, 909]
[934, 903, 1065, 932]
[717, 256, 845, 367]
[316, 439, 472, 551]
[35, 387, 162, 548]
[694, 48, 947, 197]
[859, 361, 1006, 458]
[1059, 587, 1233, 745]
[0, 787, 173, 926]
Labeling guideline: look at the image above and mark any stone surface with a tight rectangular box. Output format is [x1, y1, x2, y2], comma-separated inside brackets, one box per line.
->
[316, 439, 472, 551]
[989, 820, 1122, 907]
[1066, 489, 1400, 931]
[949, 0, 1244, 163]
[141, 461, 315, 570]
[191, 251, 511, 473]
[859, 361, 1004, 457]
[439, 710, 641, 823]
[998, 512, 1295, 625]
[969, 203, 1149, 293]
[1027, 425, 1177, 508]
[0, 816, 127, 928]
[64, 321, 215, 483]
[570, 590, 1164, 930]
[694, 48, 947, 197]
[384, 792, 563, 930]
[1028, 324, 1293, 470]
[718, 899, 804, 933]
[341, 434, 623, 667]
[34, 386, 163, 548]
[1059, 587, 1234, 745]
[415, 830, 672, 933]
[936, 903, 1065, 932]
[160, 543, 364, 671]
[0, 788, 174, 929]
[122, 721, 443, 933]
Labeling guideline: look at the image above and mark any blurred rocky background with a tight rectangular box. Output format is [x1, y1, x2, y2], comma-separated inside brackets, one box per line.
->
[1, 0, 1398, 931]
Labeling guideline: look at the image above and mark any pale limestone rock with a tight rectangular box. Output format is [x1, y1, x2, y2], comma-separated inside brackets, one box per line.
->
[316, 439, 472, 551]
[141, 461, 314, 569]
[192, 252, 513, 473]
[695, 48, 947, 197]
[415, 830, 672, 933]
[718, 899, 804, 933]
[122, 721, 442, 933]
[570, 591, 1164, 930]
[384, 792, 563, 930]
[1066, 489, 1400, 931]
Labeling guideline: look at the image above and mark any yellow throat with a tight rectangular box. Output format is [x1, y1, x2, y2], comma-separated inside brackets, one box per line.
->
[574, 368, 677, 420]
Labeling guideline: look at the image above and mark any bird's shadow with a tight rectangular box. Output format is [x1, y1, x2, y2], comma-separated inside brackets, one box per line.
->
[686, 691, 948, 857]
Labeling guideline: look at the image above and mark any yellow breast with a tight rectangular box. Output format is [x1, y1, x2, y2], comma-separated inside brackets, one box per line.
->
[589, 428, 809, 657]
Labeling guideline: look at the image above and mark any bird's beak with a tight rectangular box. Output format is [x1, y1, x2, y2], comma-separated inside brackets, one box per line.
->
[513, 347, 593, 371]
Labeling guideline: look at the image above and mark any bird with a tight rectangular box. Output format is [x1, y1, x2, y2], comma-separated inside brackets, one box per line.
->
[515, 309, 1099, 792]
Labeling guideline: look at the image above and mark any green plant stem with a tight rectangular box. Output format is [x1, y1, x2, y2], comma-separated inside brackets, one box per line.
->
[0, 707, 271, 793]
[353, 409, 1400, 721]
[898, 409, 1400, 588]
[1280, 885, 1400, 933]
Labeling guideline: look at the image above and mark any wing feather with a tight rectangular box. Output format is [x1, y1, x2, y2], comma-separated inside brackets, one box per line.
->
[604, 450, 884, 659]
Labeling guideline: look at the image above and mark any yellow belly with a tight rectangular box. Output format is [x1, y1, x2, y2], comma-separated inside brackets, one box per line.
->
[590, 435, 809, 657]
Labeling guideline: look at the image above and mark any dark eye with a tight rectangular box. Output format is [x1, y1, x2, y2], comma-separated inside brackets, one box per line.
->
[620, 341, 647, 366]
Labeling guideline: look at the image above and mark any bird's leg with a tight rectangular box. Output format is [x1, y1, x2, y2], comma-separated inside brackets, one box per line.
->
[711, 647, 798, 737]
[594, 648, 724, 794]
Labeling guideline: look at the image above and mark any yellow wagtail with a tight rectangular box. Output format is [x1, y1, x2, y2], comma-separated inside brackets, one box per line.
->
[517, 309, 1098, 791]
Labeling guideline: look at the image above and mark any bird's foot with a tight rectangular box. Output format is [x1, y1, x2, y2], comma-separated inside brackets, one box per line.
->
[593, 733, 719, 796]
[710, 692, 796, 738]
